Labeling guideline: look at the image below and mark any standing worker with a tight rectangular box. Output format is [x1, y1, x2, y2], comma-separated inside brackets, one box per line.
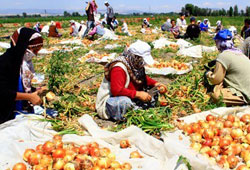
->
[104, 1, 115, 31]
[82, 0, 98, 38]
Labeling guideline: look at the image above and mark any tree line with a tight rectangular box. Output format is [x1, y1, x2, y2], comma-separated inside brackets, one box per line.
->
[182, 4, 250, 17]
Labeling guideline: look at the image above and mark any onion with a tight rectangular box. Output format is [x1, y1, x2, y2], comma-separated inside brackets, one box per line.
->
[232, 144, 242, 155]
[53, 159, 65, 170]
[91, 166, 102, 170]
[23, 149, 35, 162]
[211, 146, 221, 154]
[12, 163, 27, 170]
[52, 148, 66, 159]
[203, 129, 214, 139]
[33, 165, 47, 170]
[219, 138, 231, 149]
[108, 153, 116, 161]
[97, 158, 111, 169]
[190, 133, 202, 142]
[241, 114, 250, 123]
[208, 120, 216, 127]
[42, 141, 55, 155]
[54, 139, 63, 149]
[36, 144, 43, 153]
[224, 121, 233, 128]
[206, 114, 215, 121]
[88, 142, 99, 148]
[53, 135, 62, 141]
[89, 147, 100, 157]
[130, 150, 143, 158]
[46, 91, 56, 101]
[227, 115, 235, 122]
[191, 123, 200, 133]
[247, 125, 250, 133]
[28, 152, 43, 166]
[120, 139, 131, 149]
[231, 128, 243, 139]
[202, 138, 213, 147]
[184, 124, 193, 135]
[200, 122, 209, 129]
[220, 128, 231, 136]
[215, 121, 224, 129]
[121, 163, 132, 170]
[190, 142, 202, 152]
[79, 145, 89, 155]
[227, 155, 239, 169]
[208, 149, 219, 158]
[99, 147, 111, 157]
[217, 156, 230, 169]
[212, 136, 220, 146]
[246, 134, 250, 144]
[64, 163, 77, 170]
[110, 161, 121, 169]
[200, 146, 211, 155]
[40, 155, 53, 167]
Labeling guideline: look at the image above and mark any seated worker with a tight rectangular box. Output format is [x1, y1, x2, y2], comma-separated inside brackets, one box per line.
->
[240, 37, 250, 59]
[111, 16, 119, 29]
[241, 19, 250, 39]
[33, 22, 41, 33]
[48, 21, 62, 37]
[121, 19, 132, 36]
[142, 18, 151, 28]
[170, 19, 182, 39]
[244, 19, 250, 39]
[206, 29, 250, 106]
[0, 27, 45, 124]
[70, 20, 82, 37]
[200, 19, 209, 32]
[216, 20, 223, 33]
[161, 18, 172, 32]
[184, 17, 200, 40]
[176, 13, 187, 30]
[96, 40, 166, 121]
[88, 21, 106, 38]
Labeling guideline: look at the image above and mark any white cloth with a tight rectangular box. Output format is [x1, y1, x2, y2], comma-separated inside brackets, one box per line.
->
[41, 25, 49, 34]
[176, 18, 187, 28]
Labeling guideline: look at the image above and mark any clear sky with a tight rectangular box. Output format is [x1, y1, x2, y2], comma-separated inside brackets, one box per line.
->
[0, 0, 249, 13]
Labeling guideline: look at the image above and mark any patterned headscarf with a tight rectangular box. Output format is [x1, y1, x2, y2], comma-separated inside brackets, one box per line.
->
[105, 48, 147, 86]
[11, 27, 43, 93]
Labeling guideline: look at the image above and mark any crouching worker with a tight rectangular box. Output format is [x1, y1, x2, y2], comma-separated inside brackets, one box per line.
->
[206, 30, 250, 106]
[0, 27, 45, 124]
[96, 40, 166, 121]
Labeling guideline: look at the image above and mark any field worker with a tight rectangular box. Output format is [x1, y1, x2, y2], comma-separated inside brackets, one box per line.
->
[142, 18, 151, 28]
[78, 21, 87, 38]
[184, 17, 200, 40]
[104, 1, 115, 31]
[170, 19, 182, 39]
[200, 19, 209, 32]
[0, 28, 46, 124]
[88, 21, 106, 38]
[206, 29, 250, 106]
[33, 22, 41, 33]
[243, 19, 250, 39]
[41, 22, 50, 35]
[161, 18, 172, 32]
[241, 19, 250, 39]
[240, 37, 250, 59]
[121, 19, 132, 36]
[197, 20, 201, 26]
[111, 16, 119, 29]
[70, 20, 82, 37]
[216, 20, 223, 33]
[96, 40, 166, 121]
[48, 21, 62, 37]
[82, 1, 96, 38]
[176, 13, 187, 29]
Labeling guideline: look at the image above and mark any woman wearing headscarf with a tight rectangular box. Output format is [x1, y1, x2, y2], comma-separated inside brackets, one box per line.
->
[96, 40, 166, 121]
[48, 21, 62, 37]
[200, 19, 209, 32]
[206, 29, 250, 106]
[0, 27, 44, 124]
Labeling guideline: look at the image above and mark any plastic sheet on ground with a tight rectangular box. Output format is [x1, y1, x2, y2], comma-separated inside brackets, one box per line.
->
[177, 45, 217, 58]
[79, 50, 117, 64]
[99, 28, 118, 40]
[59, 39, 83, 45]
[162, 106, 250, 170]
[152, 38, 177, 49]
[0, 42, 10, 49]
[176, 39, 193, 49]
[105, 44, 121, 50]
[0, 114, 189, 170]
[38, 46, 81, 55]
[145, 63, 193, 76]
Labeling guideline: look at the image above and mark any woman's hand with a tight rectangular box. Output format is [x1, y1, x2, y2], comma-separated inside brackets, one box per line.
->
[29, 92, 42, 105]
[135, 91, 152, 102]
[36, 86, 48, 95]
[155, 83, 167, 94]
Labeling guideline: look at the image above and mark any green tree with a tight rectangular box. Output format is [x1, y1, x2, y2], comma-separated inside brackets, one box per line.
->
[246, 6, 250, 16]
[63, 11, 71, 17]
[22, 12, 27, 18]
[234, 5, 239, 16]
[185, 4, 194, 15]
[229, 6, 233, 17]
[240, 10, 245, 16]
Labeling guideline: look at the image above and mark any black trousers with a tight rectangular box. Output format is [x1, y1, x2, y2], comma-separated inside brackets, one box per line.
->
[107, 17, 114, 31]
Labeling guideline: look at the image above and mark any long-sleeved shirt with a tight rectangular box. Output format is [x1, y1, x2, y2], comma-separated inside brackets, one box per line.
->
[106, 6, 114, 19]
[110, 66, 157, 99]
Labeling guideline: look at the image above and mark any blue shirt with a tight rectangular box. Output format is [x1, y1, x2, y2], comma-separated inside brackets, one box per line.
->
[200, 22, 208, 31]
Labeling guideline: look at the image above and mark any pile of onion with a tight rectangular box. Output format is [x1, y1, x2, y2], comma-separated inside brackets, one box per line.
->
[12, 135, 132, 170]
[181, 114, 250, 169]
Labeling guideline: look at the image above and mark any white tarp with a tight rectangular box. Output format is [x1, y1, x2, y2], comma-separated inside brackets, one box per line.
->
[79, 50, 117, 64]
[152, 38, 177, 49]
[99, 28, 118, 40]
[38, 46, 81, 55]
[176, 39, 193, 49]
[145, 63, 193, 76]
[41, 25, 49, 34]
[0, 42, 10, 49]
[0, 114, 189, 170]
[162, 106, 250, 170]
[105, 44, 121, 50]
[177, 45, 217, 58]
[59, 39, 83, 45]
